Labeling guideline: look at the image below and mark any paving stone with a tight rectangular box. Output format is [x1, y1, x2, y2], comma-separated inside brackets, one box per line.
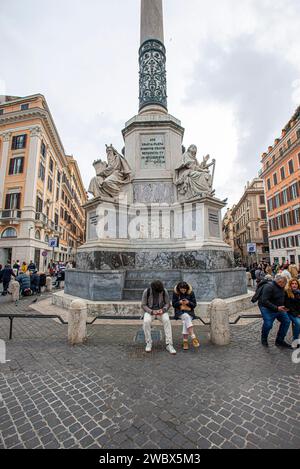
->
[0, 296, 299, 450]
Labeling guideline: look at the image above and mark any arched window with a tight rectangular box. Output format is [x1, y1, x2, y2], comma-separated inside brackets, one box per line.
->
[1, 228, 17, 238]
[35, 230, 41, 240]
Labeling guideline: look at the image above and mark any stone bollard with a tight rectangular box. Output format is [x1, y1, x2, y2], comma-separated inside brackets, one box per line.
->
[209, 299, 231, 346]
[10, 281, 20, 305]
[68, 299, 88, 345]
[46, 276, 52, 292]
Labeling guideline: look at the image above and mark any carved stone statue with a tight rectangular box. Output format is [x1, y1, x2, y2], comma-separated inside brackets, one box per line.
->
[175, 145, 216, 200]
[88, 145, 132, 199]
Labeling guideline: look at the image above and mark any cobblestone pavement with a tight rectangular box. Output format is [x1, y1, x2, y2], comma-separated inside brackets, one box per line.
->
[0, 294, 299, 449]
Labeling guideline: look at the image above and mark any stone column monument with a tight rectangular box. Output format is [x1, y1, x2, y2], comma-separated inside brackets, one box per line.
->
[64, 0, 247, 303]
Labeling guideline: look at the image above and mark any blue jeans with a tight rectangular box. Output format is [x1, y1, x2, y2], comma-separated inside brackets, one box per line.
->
[288, 314, 300, 341]
[259, 307, 291, 342]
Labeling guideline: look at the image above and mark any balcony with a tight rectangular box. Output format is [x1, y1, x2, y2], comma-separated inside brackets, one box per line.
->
[35, 212, 48, 227]
[0, 210, 22, 224]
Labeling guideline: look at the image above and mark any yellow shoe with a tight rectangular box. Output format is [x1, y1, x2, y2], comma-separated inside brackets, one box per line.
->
[192, 337, 200, 348]
[183, 340, 189, 351]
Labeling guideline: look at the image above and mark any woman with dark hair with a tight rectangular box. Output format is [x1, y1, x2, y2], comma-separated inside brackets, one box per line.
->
[141, 280, 176, 355]
[172, 282, 199, 350]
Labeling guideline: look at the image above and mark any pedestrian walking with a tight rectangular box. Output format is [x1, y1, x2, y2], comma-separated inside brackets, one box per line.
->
[21, 262, 28, 273]
[0, 263, 16, 295]
[142, 280, 176, 355]
[172, 282, 199, 350]
[288, 263, 299, 279]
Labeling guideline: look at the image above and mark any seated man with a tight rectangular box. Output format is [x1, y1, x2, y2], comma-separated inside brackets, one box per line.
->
[258, 274, 291, 348]
[141, 280, 176, 355]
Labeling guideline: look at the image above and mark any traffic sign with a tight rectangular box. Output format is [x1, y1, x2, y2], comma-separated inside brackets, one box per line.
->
[247, 243, 257, 254]
[42, 251, 48, 257]
[49, 238, 59, 248]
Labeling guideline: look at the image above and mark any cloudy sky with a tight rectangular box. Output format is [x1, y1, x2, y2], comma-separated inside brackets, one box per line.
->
[1, 0, 300, 205]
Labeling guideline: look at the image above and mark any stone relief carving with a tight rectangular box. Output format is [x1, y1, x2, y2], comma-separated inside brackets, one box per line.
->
[175, 145, 216, 201]
[88, 145, 132, 200]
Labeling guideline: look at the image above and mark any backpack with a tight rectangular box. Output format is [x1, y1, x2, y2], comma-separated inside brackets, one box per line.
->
[251, 280, 269, 303]
[23, 288, 32, 297]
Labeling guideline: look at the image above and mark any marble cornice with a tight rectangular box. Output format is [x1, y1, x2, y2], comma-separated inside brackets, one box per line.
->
[0, 107, 66, 166]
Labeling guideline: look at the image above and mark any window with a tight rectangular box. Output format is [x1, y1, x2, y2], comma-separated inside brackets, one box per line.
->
[11, 134, 27, 150]
[35, 230, 41, 240]
[273, 173, 278, 185]
[5, 193, 21, 210]
[49, 158, 54, 173]
[260, 210, 266, 219]
[279, 148, 283, 156]
[45, 234, 49, 243]
[297, 130, 300, 139]
[36, 196, 43, 213]
[298, 153, 300, 166]
[259, 195, 265, 204]
[1, 228, 17, 238]
[38, 162, 45, 181]
[291, 183, 298, 200]
[0, 109, 3, 116]
[47, 176, 53, 193]
[267, 179, 271, 191]
[8, 157, 24, 175]
[288, 159, 294, 174]
[57, 171, 61, 183]
[56, 187, 60, 202]
[282, 189, 288, 204]
[287, 139, 291, 148]
[41, 141, 46, 158]
[275, 194, 280, 208]
[280, 167, 285, 180]
[21, 104, 29, 111]
[272, 155, 275, 164]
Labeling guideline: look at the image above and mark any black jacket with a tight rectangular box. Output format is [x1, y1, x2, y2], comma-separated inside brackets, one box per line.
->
[258, 281, 286, 312]
[172, 284, 197, 320]
[285, 290, 300, 317]
[0, 267, 15, 283]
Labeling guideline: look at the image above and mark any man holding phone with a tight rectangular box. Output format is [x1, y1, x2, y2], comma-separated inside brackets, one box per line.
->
[258, 274, 291, 348]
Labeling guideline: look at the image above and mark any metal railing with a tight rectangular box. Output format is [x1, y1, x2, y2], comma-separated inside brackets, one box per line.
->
[0, 313, 262, 340]
[0, 210, 22, 220]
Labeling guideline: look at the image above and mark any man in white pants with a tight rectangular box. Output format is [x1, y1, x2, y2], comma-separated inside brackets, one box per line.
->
[141, 280, 176, 355]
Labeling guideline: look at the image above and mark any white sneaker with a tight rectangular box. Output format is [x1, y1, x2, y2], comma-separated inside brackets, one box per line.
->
[166, 344, 177, 355]
[145, 343, 152, 353]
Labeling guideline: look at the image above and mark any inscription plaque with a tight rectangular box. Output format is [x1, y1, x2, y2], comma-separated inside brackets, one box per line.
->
[140, 134, 166, 169]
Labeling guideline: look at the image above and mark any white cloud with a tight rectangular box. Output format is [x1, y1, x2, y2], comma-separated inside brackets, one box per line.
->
[0, 0, 300, 205]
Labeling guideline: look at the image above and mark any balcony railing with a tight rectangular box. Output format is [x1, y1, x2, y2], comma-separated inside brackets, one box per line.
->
[35, 212, 48, 225]
[0, 210, 22, 220]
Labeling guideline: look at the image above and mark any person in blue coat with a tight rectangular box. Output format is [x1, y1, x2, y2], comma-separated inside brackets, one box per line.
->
[16, 272, 31, 295]
[172, 282, 200, 351]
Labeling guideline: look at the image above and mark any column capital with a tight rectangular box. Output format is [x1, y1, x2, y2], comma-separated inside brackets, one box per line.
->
[29, 126, 43, 138]
[0, 131, 12, 142]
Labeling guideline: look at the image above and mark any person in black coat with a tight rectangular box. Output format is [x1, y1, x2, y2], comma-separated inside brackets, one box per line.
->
[172, 282, 199, 350]
[0, 264, 16, 295]
[258, 274, 291, 348]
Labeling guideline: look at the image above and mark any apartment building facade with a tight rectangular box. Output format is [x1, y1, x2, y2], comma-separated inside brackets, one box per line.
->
[229, 178, 269, 264]
[0, 94, 87, 270]
[260, 107, 300, 266]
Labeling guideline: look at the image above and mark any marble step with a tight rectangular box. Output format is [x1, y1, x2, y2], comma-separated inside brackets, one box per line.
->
[125, 279, 177, 289]
[125, 270, 182, 281]
[123, 288, 174, 301]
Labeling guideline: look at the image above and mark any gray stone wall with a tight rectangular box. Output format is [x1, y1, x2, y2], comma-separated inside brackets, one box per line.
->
[76, 249, 235, 271]
[65, 270, 126, 301]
